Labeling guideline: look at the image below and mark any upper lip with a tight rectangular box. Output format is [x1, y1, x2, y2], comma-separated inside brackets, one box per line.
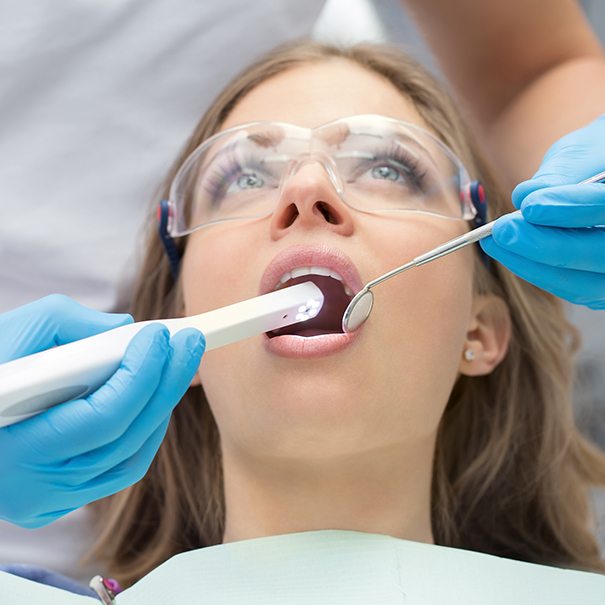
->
[259, 244, 364, 296]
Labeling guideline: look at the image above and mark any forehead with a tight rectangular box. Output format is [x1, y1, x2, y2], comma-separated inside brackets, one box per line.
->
[221, 58, 430, 132]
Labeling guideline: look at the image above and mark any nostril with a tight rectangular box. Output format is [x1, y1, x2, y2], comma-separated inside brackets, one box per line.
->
[276, 201, 341, 229]
[276, 203, 299, 229]
[315, 202, 338, 224]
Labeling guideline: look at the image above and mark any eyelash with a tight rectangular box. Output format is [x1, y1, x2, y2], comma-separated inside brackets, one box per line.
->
[202, 152, 267, 205]
[365, 144, 428, 191]
[200, 142, 429, 205]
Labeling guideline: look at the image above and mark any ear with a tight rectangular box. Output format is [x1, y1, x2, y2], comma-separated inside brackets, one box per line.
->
[459, 294, 511, 377]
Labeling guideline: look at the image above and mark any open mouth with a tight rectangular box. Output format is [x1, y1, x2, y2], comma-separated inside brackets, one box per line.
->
[267, 269, 354, 338]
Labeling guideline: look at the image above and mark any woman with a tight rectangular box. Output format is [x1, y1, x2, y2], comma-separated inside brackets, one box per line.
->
[88, 41, 605, 586]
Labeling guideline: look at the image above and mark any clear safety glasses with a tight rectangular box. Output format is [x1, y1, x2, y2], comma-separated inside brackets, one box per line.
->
[165, 114, 479, 237]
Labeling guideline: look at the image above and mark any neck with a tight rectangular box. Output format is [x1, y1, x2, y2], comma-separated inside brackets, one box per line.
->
[221, 440, 435, 545]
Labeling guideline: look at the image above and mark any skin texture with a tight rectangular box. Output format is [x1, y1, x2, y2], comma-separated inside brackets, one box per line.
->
[180, 60, 510, 545]
[401, 0, 605, 187]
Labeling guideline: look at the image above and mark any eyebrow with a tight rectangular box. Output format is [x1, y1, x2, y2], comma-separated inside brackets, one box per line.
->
[247, 126, 286, 149]
[317, 123, 351, 146]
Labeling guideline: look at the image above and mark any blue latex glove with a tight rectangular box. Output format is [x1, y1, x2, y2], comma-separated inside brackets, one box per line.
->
[480, 114, 605, 309]
[0, 295, 205, 528]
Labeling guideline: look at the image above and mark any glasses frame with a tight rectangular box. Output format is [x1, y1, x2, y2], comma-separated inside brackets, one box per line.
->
[165, 114, 479, 237]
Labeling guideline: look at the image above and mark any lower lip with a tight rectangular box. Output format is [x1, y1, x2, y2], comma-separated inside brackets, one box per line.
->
[263, 330, 358, 359]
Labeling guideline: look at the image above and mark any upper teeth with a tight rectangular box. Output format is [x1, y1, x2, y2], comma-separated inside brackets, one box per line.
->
[276, 266, 353, 296]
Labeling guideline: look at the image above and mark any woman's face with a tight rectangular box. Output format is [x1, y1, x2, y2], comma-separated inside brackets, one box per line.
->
[181, 59, 480, 461]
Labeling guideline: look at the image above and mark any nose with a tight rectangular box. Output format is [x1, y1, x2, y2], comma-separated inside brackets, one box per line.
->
[269, 160, 355, 240]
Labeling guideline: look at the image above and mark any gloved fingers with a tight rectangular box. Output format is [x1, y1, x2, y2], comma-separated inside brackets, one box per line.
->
[59, 328, 204, 482]
[518, 183, 605, 227]
[56, 407, 174, 484]
[11, 324, 172, 461]
[0, 294, 132, 363]
[491, 214, 605, 273]
[46, 418, 172, 514]
[52, 324, 174, 457]
[86, 416, 171, 493]
[513, 167, 605, 206]
[480, 237, 605, 309]
[43, 295, 133, 346]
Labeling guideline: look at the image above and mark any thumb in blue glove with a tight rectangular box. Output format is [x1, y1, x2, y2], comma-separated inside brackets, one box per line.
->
[480, 114, 605, 309]
[0, 295, 205, 528]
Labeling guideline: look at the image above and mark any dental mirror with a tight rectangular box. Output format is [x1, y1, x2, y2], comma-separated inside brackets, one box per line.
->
[342, 287, 374, 332]
[341, 217, 495, 333]
[342, 169, 605, 333]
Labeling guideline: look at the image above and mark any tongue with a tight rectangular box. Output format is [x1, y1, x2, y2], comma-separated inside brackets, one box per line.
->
[268, 275, 351, 337]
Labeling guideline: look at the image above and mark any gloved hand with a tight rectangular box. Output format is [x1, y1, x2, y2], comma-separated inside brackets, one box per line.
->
[480, 114, 605, 309]
[0, 295, 205, 528]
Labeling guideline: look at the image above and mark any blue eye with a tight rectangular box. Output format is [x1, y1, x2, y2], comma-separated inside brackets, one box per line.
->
[235, 172, 264, 190]
[371, 165, 401, 181]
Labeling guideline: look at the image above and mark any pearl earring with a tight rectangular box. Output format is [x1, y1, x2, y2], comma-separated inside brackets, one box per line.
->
[464, 349, 475, 361]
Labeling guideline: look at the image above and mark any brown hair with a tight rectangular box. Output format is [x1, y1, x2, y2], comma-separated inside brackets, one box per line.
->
[88, 41, 605, 585]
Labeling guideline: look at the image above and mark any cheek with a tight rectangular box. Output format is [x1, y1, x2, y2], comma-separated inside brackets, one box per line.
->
[181, 227, 256, 314]
[362, 214, 475, 319]
[180, 225, 266, 428]
[362, 217, 475, 426]
[377, 251, 473, 358]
